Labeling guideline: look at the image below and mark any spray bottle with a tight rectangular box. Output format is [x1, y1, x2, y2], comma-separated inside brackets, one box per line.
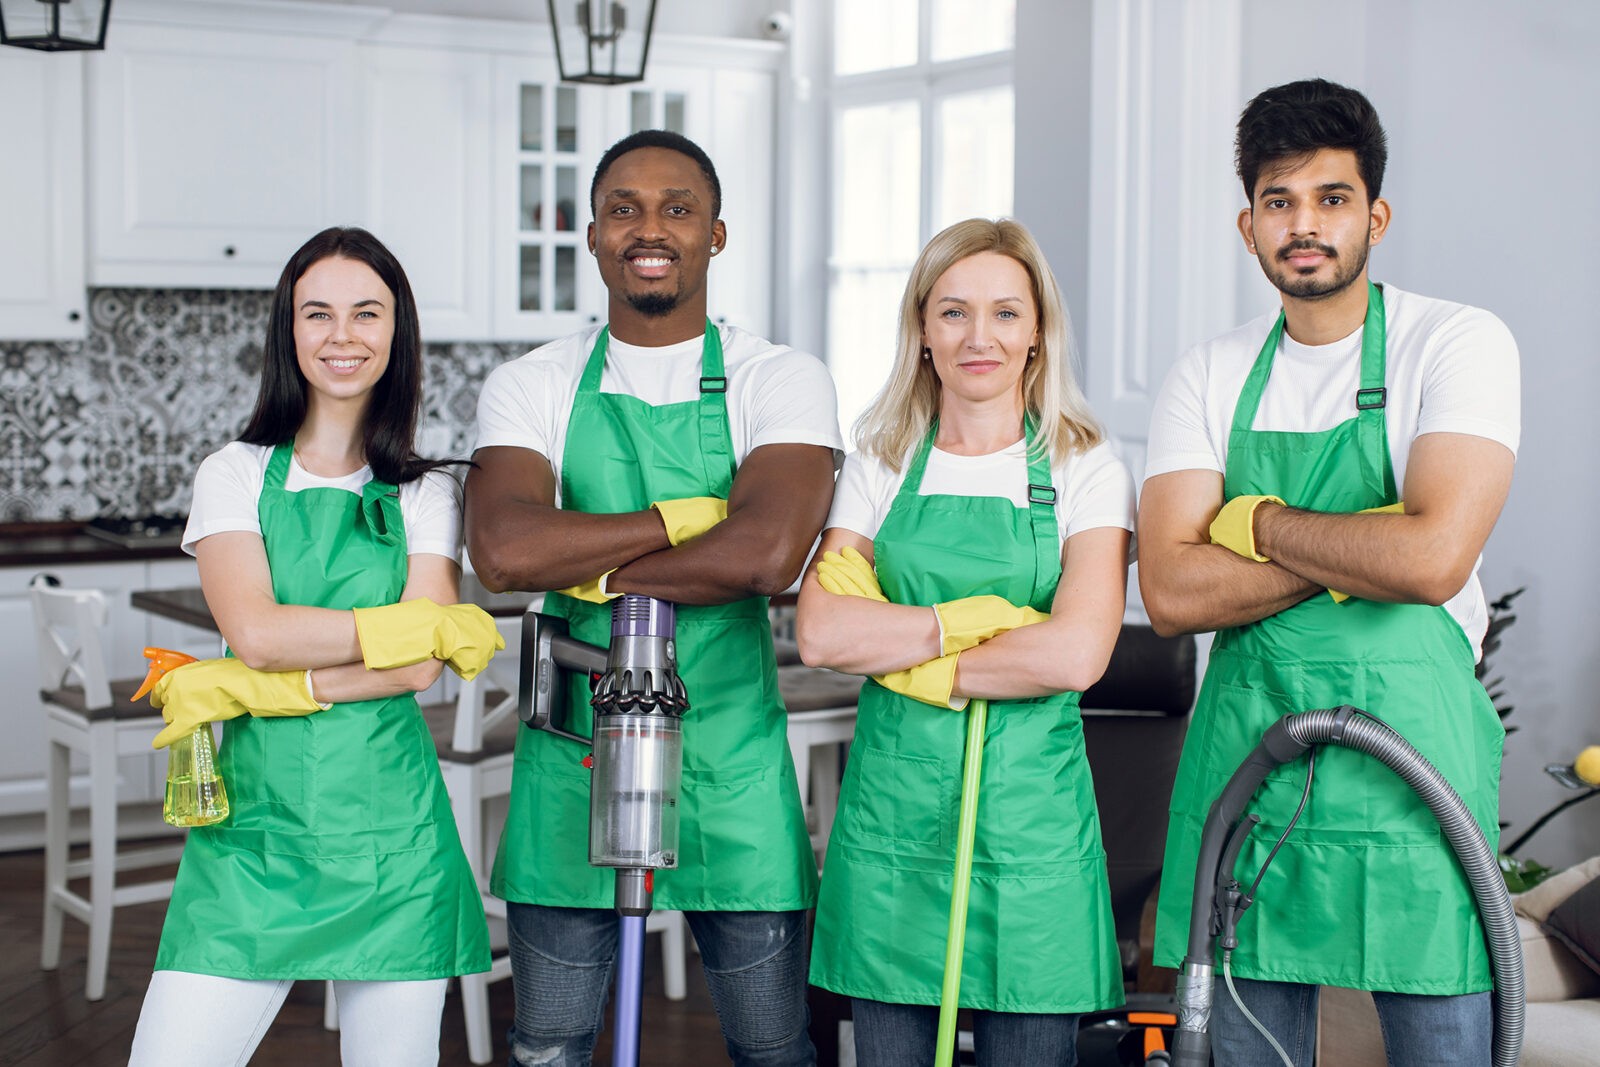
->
[134, 647, 230, 827]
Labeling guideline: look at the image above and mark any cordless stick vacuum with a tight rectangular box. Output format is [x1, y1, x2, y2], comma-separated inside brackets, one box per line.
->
[520, 595, 689, 1067]
[1170, 706, 1524, 1067]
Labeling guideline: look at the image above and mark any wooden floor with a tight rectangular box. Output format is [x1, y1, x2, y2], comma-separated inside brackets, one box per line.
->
[0, 844, 735, 1066]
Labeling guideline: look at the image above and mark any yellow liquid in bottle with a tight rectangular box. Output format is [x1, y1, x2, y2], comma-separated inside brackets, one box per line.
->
[163, 724, 229, 827]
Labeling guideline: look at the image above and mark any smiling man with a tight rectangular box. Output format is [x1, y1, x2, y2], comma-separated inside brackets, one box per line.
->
[465, 130, 840, 1067]
[1139, 81, 1520, 1064]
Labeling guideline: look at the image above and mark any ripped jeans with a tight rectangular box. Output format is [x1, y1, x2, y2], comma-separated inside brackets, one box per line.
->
[505, 903, 815, 1067]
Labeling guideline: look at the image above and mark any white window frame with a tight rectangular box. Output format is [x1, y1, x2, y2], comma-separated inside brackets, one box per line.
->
[820, 0, 1016, 429]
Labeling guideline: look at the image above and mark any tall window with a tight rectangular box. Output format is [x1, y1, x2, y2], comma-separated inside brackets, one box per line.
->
[828, 0, 1016, 436]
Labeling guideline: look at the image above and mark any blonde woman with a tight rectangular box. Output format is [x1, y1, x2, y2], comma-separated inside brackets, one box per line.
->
[798, 218, 1133, 1065]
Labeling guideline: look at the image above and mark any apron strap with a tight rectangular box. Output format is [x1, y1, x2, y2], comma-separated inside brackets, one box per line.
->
[1022, 414, 1062, 605]
[576, 321, 737, 497]
[1227, 281, 1395, 503]
[1229, 317, 1284, 440]
[1354, 283, 1397, 501]
[895, 418, 1062, 605]
[891, 420, 940, 515]
[360, 477, 403, 545]
[696, 322, 736, 496]
[265, 440, 293, 489]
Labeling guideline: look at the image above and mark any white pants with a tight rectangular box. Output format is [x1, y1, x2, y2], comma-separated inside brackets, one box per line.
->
[128, 970, 449, 1066]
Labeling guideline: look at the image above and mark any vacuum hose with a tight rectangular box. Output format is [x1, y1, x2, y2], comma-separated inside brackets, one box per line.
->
[1170, 706, 1523, 1067]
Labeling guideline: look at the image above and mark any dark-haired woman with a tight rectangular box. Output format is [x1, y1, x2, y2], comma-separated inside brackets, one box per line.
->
[128, 228, 496, 1066]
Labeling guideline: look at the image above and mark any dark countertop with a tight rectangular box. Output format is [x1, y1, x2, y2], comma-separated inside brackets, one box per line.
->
[0, 522, 189, 568]
[134, 574, 538, 631]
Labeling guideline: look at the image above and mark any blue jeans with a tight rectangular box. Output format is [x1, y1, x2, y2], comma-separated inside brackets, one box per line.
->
[850, 998, 1079, 1067]
[1210, 976, 1492, 1067]
[505, 903, 815, 1067]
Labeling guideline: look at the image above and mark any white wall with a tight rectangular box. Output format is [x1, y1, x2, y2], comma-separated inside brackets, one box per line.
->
[1018, 0, 1600, 870]
[1360, 0, 1600, 871]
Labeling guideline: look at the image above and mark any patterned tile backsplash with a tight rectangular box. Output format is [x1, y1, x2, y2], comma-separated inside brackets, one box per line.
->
[0, 289, 533, 523]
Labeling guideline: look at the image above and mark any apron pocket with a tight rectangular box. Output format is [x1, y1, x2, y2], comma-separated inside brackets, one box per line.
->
[840, 746, 952, 851]
[1203, 682, 1308, 789]
[219, 717, 305, 805]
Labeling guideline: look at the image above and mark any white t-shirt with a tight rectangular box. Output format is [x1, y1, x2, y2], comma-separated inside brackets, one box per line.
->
[182, 441, 463, 561]
[1145, 284, 1521, 655]
[827, 438, 1137, 555]
[474, 323, 844, 502]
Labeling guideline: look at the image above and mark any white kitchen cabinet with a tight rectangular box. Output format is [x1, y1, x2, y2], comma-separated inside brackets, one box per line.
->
[706, 65, 777, 340]
[0, 52, 86, 340]
[87, 17, 369, 288]
[76, 3, 782, 343]
[491, 56, 608, 341]
[358, 43, 495, 340]
[597, 60, 776, 338]
[1, 557, 211, 851]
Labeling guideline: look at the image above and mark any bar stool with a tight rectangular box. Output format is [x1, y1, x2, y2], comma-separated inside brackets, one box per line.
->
[31, 574, 183, 1000]
[777, 665, 861, 861]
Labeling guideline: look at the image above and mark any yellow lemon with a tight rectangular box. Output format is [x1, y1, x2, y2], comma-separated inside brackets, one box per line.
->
[1574, 745, 1600, 787]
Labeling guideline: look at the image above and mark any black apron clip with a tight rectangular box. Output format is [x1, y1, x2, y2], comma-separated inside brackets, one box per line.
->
[1355, 387, 1387, 411]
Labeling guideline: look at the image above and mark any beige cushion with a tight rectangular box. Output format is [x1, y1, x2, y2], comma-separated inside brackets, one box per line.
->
[1521, 915, 1600, 1002]
[1514, 855, 1600, 923]
[1523, 999, 1600, 1066]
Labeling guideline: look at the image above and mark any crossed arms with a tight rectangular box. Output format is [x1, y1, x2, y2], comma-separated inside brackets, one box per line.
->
[1137, 431, 1514, 636]
[465, 442, 836, 604]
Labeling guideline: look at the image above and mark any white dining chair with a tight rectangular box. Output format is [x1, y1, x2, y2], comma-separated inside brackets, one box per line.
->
[31, 574, 183, 1001]
[777, 665, 861, 862]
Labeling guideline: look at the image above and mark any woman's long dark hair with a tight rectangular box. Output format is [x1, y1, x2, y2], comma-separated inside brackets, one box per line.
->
[239, 226, 452, 485]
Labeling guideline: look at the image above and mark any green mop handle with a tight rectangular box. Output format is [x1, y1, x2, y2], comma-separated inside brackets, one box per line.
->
[935, 697, 988, 1066]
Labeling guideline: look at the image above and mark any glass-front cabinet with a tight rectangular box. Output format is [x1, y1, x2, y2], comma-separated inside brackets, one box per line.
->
[483, 53, 773, 342]
[494, 62, 606, 339]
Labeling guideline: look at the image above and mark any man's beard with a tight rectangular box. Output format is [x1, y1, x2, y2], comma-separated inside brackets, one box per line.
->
[1260, 238, 1369, 299]
[626, 290, 681, 317]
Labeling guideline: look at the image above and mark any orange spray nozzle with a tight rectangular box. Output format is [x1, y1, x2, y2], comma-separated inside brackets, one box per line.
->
[133, 647, 198, 702]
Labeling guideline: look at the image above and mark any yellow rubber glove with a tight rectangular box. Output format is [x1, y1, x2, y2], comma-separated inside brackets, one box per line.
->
[1209, 494, 1286, 562]
[1330, 502, 1406, 602]
[352, 598, 507, 680]
[815, 546, 888, 602]
[554, 570, 620, 605]
[934, 595, 1050, 655]
[149, 658, 324, 749]
[652, 497, 728, 546]
[874, 652, 967, 711]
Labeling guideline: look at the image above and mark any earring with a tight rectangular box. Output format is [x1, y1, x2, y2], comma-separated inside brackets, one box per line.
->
[710, 245, 719, 254]
[1027, 346, 1037, 360]
[921, 347, 932, 360]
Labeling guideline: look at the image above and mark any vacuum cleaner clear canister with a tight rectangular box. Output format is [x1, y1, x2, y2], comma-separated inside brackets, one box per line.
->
[588, 595, 688, 870]
[590, 712, 681, 868]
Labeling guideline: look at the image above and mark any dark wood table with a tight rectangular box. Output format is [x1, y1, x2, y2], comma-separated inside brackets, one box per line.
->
[131, 573, 538, 631]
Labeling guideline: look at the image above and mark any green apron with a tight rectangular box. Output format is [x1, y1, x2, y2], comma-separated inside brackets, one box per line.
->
[810, 424, 1124, 1013]
[155, 443, 490, 980]
[1153, 284, 1503, 993]
[490, 324, 818, 911]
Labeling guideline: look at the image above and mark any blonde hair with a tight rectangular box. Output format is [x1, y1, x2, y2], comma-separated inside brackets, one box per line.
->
[854, 217, 1104, 470]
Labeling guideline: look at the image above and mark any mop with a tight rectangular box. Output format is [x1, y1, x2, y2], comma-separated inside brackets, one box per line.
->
[935, 698, 989, 1066]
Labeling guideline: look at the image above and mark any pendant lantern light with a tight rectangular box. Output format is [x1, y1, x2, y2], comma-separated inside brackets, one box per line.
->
[0, 0, 112, 51]
[547, 0, 657, 85]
